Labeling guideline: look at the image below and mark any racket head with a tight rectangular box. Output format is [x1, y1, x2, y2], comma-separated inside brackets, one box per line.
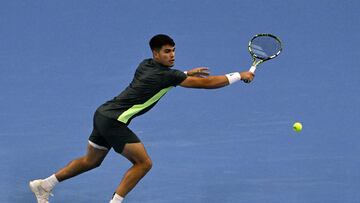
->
[248, 33, 282, 61]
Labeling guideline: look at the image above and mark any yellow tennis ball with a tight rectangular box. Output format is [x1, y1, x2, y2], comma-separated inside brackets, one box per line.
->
[293, 122, 302, 132]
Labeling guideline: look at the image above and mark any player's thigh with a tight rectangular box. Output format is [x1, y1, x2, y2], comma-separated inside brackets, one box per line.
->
[121, 143, 152, 165]
[94, 112, 141, 154]
[102, 124, 141, 154]
[85, 144, 109, 165]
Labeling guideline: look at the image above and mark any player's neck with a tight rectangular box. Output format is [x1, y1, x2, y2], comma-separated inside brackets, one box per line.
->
[152, 58, 170, 68]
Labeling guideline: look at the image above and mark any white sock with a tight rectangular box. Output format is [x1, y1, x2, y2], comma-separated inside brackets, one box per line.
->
[41, 174, 59, 191]
[110, 193, 124, 203]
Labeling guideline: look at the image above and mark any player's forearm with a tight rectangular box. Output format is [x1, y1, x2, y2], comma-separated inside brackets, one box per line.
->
[180, 71, 249, 89]
[204, 71, 249, 89]
[202, 75, 230, 89]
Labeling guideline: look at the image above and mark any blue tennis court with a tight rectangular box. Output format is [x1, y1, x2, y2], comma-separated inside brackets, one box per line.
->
[1, 0, 360, 202]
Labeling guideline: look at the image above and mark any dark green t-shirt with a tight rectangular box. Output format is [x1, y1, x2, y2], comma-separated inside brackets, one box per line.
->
[97, 58, 187, 125]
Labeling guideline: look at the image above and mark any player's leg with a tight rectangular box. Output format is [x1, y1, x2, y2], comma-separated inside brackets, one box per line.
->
[100, 115, 151, 202]
[55, 143, 109, 181]
[92, 111, 151, 202]
[115, 142, 152, 197]
[54, 111, 113, 181]
[30, 111, 111, 203]
[29, 143, 108, 203]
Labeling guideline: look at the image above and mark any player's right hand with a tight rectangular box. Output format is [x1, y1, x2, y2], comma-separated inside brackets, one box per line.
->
[240, 71, 254, 83]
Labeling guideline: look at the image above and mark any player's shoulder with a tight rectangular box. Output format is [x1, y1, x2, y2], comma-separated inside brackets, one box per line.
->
[139, 58, 160, 67]
[134, 58, 155, 74]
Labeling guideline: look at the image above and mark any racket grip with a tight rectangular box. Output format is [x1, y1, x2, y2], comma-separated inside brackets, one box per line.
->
[249, 66, 256, 73]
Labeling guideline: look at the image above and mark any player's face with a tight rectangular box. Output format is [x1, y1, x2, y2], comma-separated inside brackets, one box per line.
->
[153, 45, 175, 67]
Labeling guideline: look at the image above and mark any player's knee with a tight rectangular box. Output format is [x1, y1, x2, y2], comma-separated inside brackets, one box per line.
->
[140, 158, 152, 172]
[145, 158, 153, 171]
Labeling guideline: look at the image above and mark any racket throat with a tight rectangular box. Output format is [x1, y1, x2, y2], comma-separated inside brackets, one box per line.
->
[249, 66, 257, 73]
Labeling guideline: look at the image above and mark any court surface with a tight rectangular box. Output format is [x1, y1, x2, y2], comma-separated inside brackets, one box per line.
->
[1, 0, 360, 202]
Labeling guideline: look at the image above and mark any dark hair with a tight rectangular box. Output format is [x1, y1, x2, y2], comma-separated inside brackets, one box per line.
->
[149, 34, 175, 51]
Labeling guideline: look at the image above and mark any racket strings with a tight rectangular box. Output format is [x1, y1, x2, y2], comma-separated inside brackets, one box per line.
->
[250, 36, 281, 59]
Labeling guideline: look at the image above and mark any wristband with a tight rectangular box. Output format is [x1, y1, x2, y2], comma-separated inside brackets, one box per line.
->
[225, 72, 241, 84]
[184, 71, 188, 76]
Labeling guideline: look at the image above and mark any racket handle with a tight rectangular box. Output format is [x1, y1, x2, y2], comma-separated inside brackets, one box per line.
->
[249, 66, 256, 73]
[244, 66, 256, 83]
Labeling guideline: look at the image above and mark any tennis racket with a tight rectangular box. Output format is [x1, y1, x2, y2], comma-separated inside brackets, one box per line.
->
[244, 33, 282, 83]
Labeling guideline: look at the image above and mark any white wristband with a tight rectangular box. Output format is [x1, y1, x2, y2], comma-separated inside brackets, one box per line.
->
[225, 72, 241, 84]
[184, 71, 188, 76]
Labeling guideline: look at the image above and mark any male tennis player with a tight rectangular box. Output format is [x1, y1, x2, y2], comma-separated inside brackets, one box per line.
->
[29, 34, 254, 203]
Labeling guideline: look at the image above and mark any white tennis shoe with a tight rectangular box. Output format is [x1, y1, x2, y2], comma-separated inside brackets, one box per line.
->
[29, 180, 53, 203]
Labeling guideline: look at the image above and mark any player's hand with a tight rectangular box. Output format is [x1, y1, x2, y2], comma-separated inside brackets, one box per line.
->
[187, 67, 210, 78]
[240, 71, 255, 83]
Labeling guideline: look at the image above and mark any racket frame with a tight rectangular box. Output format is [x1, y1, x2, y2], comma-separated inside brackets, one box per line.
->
[248, 33, 282, 73]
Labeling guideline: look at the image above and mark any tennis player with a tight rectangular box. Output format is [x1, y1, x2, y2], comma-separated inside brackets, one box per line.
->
[29, 34, 254, 203]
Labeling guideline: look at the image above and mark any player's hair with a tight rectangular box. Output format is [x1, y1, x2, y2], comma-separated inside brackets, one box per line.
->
[149, 34, 175, 51]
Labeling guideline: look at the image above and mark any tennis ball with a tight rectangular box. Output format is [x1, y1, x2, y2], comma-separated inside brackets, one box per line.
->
[293, 122, 302, 132]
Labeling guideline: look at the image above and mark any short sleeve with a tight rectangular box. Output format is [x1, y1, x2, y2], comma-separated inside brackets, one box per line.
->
[162, 69, 187, 87]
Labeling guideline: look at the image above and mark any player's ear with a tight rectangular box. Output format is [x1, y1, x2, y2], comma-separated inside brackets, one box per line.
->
[152, 49, 160, 59]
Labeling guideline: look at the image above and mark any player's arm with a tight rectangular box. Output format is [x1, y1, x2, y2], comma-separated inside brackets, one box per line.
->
[180, 71, 254, 89]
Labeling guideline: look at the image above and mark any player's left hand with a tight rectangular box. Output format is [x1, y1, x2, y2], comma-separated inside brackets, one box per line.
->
[187, 67, 210, 78]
